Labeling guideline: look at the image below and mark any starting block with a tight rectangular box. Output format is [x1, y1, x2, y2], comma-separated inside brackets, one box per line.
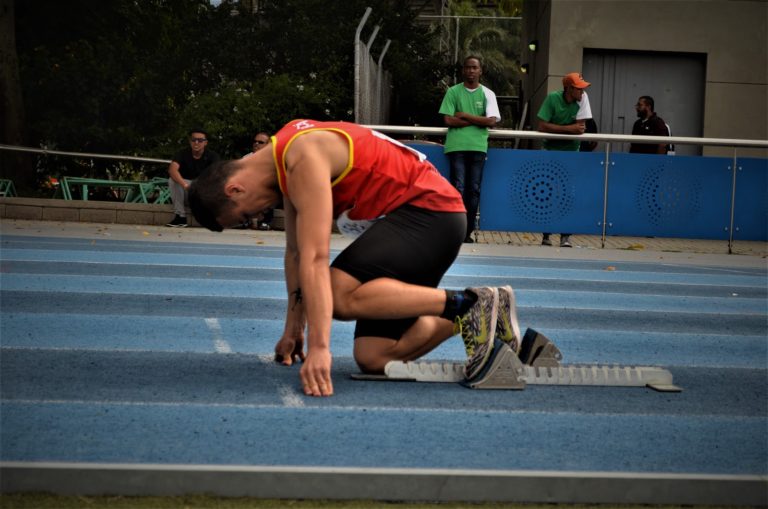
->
[352, 328, 682, 392]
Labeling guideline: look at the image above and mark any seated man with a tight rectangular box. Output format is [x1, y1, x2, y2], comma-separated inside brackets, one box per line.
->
[189, 119, 521, 397]
[166, 128, 220, 227]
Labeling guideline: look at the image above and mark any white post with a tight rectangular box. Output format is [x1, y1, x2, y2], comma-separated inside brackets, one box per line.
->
[376, 39, 391, 124]
[354, 7, 372, 124]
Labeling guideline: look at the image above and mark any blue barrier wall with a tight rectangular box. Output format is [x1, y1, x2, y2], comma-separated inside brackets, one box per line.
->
[407, 143, 767, 241]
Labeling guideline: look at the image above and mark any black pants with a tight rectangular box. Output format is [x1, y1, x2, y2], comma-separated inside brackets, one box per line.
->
[331, 205, 466, 340]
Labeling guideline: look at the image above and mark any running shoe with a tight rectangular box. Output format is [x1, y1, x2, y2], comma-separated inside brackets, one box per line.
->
[464, 336, 498, 380]
[453, 286, 498, 357]
[496, 285, 521, 353]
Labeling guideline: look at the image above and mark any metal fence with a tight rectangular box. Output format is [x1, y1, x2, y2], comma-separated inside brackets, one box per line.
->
[354, 8, 392, 125]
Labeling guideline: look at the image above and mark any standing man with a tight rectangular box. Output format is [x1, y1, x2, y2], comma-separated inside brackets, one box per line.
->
[536, 72, 593, 248]
[166, 128, 220, 228]
[188, 119, 523, 397]
[629, 96, 670, 154]
[439, 55, 501, 244]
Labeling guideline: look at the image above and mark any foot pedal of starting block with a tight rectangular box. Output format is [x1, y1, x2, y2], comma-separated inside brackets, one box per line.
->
[519, 328, 562, 367]
[462, 341, 527, 390]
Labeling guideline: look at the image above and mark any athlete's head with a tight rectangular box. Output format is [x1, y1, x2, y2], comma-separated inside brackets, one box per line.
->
[189, 159, 244, 232]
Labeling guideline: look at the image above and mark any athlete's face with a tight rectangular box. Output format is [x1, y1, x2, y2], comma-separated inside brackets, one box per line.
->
[217, 169, 280, 229]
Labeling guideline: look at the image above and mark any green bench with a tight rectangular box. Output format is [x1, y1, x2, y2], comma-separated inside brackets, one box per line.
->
[60, 176, 170, 204]
[0, 179, 17, 197]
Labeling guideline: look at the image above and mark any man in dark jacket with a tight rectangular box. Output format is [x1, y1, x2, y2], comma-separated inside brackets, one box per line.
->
[629, 96, 670, 155]
[166, 128, 220, 227]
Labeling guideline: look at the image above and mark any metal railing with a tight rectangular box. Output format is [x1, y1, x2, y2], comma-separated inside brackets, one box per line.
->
[0, 143, 170, 165]
[365, 126, 767, 252]
[2, 128, 767, 251]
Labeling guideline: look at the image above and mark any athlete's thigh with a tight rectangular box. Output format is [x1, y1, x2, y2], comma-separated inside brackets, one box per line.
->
[331, 205, 465, 288]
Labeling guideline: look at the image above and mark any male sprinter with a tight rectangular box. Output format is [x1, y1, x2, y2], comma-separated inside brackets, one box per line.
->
[189, 120, 520, 396]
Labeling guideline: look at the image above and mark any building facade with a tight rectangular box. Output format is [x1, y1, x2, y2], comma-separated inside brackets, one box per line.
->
[521, 0, 768, 157]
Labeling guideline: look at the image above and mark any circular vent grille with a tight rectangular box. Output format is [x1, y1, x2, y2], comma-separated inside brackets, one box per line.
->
[636, 164, 701, 226]
[509, 160, 574, 224]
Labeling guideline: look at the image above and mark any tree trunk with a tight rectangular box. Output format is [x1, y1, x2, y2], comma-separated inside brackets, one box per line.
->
[0, 0, 34, 193]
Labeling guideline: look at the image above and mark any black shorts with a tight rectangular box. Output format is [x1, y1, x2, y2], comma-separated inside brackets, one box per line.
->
[331, 204, 466, 340]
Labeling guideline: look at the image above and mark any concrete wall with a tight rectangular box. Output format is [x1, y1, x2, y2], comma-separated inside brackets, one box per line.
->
[522, 0, 768, 157]
[0, 198, 183, 226]
[0, 197, 289, 230]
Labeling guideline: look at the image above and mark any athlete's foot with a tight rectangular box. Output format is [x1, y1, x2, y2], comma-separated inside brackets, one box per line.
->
[454, 287, 498, 358]
[495, 285, 521, 353]
[464, 336, 498, 380]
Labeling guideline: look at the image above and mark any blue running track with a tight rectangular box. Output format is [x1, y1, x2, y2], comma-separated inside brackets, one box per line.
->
[1, 231, 766, 505]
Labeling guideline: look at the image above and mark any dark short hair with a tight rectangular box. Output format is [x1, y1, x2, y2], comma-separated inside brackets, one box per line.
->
[188, 159, 243, 232]
[639, 96, 655, 111]
[463, 55, 482, 67]
[188, 128, 209, 138]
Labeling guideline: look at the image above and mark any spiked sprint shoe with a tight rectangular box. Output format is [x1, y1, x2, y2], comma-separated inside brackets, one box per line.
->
[496, 286, 522, 353]
[453, 287, 499, 380]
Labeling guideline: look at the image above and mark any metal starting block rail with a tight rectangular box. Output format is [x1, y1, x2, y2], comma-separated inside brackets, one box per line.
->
[352, 330, 682, 392]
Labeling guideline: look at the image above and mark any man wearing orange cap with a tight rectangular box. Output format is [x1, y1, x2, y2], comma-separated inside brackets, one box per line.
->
[536, 72, 593, 248]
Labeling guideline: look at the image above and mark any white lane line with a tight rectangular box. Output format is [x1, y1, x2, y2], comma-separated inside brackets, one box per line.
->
[5, 399, 767, 421]
[204, 318, 232, 354]
[252, 355, 305, 408]
[278, 386, 305, 408]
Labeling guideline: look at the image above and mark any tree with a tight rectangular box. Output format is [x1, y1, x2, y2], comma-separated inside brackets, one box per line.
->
[447, 0, 521, 97]
[0, 0, 33, 191]
[11, 0, 447, 190]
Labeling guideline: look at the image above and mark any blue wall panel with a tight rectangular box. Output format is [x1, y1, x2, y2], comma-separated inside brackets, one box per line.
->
[406, 142, 767, 241]
[479, 149, 605, 234]
[606, 154, 733, 239]
[733, 158, 768, 241]
[406, 143, 450, 179]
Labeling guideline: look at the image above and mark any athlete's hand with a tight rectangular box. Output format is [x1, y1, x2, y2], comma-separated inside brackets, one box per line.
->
[300, 348, 333, 397]
[274, 334, 305, 366]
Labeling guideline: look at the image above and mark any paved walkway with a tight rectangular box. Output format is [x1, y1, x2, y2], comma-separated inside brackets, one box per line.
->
[473, 230, 768, 258]
[2, 219, 765, 268]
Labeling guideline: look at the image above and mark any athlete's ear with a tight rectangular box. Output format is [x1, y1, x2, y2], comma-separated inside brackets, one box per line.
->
[224, 178, 245, 198]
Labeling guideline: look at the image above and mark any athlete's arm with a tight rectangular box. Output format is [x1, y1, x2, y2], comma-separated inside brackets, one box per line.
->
[274, 198, 306, 366]
[282, 131, 344, 397]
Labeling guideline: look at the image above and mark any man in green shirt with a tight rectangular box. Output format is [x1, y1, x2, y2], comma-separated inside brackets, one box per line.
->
[439, 56, 501, 243]
[536, 72, 593, 247]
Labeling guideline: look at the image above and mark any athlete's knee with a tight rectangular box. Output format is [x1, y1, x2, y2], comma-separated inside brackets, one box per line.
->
[355, 353, 387, 374]
[353, 343, 388, 374]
